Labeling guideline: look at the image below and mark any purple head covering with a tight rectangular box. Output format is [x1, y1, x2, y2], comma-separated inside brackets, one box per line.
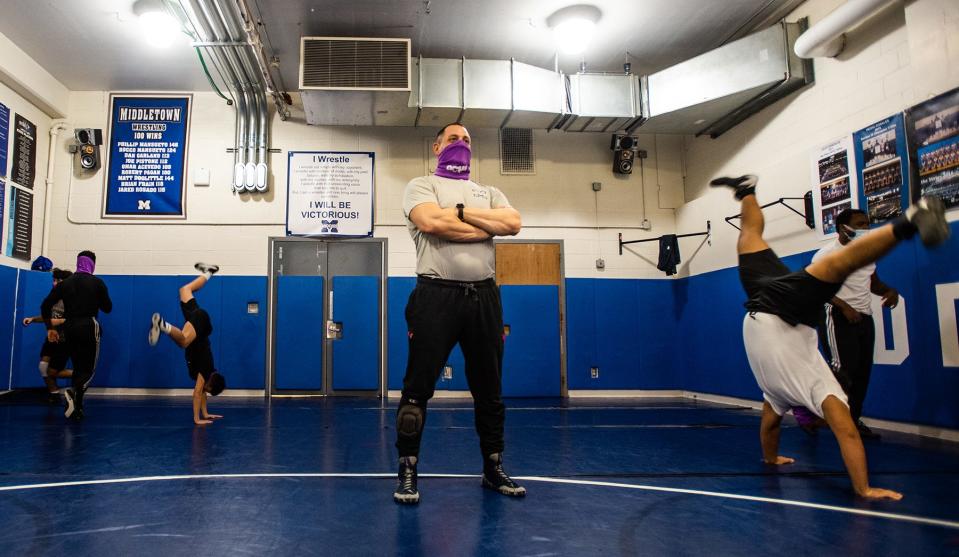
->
[433, 140, 471, 180]
[76, 255, 96, 275]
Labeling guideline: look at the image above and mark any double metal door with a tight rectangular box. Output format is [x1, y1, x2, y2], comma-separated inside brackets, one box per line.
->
[268, 238, 386, 396]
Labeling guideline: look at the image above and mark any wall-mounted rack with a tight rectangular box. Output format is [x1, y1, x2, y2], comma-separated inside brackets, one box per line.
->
[618, 221, 711, 255]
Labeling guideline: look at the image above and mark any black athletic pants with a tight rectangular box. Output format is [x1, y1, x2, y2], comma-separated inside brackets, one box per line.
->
[64, 317, 101, 396]
[820, 305, 875, 422]
[396, 276, 505, 458]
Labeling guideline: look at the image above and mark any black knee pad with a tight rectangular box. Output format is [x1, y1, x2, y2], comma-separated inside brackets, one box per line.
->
[397, 400, 425, 438]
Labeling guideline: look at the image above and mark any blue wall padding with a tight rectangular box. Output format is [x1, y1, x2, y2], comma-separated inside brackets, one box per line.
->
[274, 275, 324, 390]
[501, 285, 561, 396]
[9, 272, 267, 390]
[126, 275, 192, 388]
[10, 269, 49, 389]
[99, 275, 158, 388]
[387, 277, 415, 391]
[1, 266, 20, 390]
[332, 276, 380, 390]
[1, 219, 957, 428]
[565, 278, 679, 390]
[216, 277, 268, 389]
[864, 227, 959, 428]
[564, 279, 598, 391]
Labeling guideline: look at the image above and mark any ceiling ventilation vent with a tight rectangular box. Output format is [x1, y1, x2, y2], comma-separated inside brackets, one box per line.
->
[300, 37, 411, 90]
[499, 128, 535, 175]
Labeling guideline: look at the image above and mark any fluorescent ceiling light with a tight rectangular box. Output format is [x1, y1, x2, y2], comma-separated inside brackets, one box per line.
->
[547, 5, 602, 56]
[133, 0, 180, 48]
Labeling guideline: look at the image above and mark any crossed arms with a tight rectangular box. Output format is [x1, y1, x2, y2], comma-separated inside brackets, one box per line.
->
[409, 204, 522, 242]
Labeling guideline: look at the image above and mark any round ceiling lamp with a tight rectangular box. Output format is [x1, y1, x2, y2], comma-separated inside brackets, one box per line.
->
[546, 4, 602, 56]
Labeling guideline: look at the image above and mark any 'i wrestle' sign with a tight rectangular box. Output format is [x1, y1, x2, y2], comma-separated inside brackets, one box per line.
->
[286, 151, 374, 237]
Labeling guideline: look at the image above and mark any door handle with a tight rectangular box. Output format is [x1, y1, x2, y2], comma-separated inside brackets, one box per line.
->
[326, 320, 343, 340]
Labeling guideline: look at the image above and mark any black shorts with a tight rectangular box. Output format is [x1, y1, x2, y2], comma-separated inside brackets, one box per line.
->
[40, 340, 70, 371]
[180, 299, 213, 338]
[739, 249, 841, 328]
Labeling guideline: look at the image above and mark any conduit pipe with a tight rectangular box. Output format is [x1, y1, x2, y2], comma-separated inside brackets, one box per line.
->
[219, 0, 269, 191]
[41, 119, 68, 256]
[179, 0, 271, 192]
[212, 0, 256, 190]
[183, 0, 250, 191]
[193, 0, 253, 191]
[207, 0, 267, 191]
[794, 0, 898, 58]
[192, 10, 246, 191]
[236, 0, 290, 121]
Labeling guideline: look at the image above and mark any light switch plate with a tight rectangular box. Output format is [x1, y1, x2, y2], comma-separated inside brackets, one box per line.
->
[194, 167, 210, 186]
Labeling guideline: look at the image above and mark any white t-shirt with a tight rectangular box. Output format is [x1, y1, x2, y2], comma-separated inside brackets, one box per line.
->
[812, 239, 875, 314]
[403, 175, 511, 282]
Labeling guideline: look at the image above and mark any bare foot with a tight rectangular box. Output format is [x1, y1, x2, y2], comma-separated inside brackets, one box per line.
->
[194, 419, 213, 426]
[859, 487, 903, 501]
[764, 456, 795, 465]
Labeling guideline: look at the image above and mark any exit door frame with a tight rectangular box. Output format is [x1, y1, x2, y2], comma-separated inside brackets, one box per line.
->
[266, 236, 388, 398]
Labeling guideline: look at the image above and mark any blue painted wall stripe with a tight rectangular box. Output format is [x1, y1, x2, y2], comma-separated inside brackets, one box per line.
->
[2, 220, 956, 428]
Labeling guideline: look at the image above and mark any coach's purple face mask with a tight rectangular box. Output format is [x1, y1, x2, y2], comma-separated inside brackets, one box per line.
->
[434, 140, 471, 180]
[76, 256, 95, 275]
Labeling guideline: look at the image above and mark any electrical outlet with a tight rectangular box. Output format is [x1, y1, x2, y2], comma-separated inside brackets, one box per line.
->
[591, 181, 602, 192]
[595, 258, 605, 270]
[590, 367, 599, 379]
[637, 149, 648, 159]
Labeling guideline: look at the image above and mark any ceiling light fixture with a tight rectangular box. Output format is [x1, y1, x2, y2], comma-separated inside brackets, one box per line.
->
[546, 4, 602, 56]
[132, 0, 180, 48]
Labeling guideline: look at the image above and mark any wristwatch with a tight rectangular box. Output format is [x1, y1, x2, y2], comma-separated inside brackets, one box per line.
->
[456, 203, 465, 221]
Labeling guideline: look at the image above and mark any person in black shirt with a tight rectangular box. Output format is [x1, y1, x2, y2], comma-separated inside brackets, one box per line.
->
[148, 263, 226, 425]
[41, 251, 112, 420]
[23, 268, 73, 400]
[712, 175, 949, 501]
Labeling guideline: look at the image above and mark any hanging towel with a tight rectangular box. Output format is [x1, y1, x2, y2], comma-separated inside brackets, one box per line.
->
[657, 234, 681, 276]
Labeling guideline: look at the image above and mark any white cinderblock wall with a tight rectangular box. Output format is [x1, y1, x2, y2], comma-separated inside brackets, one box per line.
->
[47, 91, 685, 278]
[674, 0, 959, 276]
[21, 0, 959, 279]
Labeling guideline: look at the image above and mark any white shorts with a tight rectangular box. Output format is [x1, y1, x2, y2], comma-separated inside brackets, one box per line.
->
[743, 312, 848, 418]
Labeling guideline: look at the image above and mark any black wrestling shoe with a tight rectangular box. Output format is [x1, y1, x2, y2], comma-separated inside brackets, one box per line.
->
[907, 196, 950, 247]
[72, 388, 86, 420]
[709, 174, 758, 200]
[194, 262, 220, 275]
[482, 453, 526, 497]
[857, 420, 881, 440]
[393, 456, 420, 505]
[63, 388, 76, 418]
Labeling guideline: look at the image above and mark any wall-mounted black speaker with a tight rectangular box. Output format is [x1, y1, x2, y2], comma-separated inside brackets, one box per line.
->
[71, 128, 103, 172]
[613, 148, 635, 174]
[611, 133, 639, 175]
